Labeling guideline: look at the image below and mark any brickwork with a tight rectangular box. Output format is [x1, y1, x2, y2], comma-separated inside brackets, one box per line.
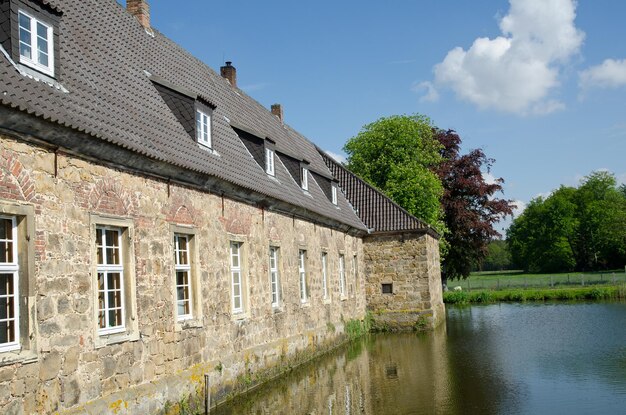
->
[363, 231, 444, 330]
[0, 134, 366, 414]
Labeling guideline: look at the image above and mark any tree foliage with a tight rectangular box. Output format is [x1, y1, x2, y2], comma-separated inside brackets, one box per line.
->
[480, 240, 513, 271]
[343, 114, 445, 232]
[343, 115, 514, 281]
[434, 130, 514, 280]
[508, 171, 626, 273]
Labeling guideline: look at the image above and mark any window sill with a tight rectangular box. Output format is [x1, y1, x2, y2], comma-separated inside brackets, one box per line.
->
[231, 311, 249, 321]
[0, 349, 38, 367]
[95, 330, 140, 349]
[272, 305, 285, 314]
[175, 318, 203, 331]
[322, 298, 332, 305]
[300, 301, 311, 308]
[340, 296, 348, 302]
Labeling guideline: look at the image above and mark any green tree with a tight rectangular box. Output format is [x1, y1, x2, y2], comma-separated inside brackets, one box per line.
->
[481, 240, 513, 271]
[508, 187, 578, 273]
[343, 114, 445, 232]
[508, 171, 626, 273]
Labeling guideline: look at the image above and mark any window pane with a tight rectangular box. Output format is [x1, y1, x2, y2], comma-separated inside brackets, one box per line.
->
[109, 309, 122, 327]
[18, 13, 30, 31]
[0, 218, 11, 239]
[0, 321, 9, 343]
[108, 289, 121, 309]
[178, 300, 189, 316]
[38, 47, 49, 67]
[36, 22, 48, 40]
[107, 272, 120, 290]
[0, 242, 12, 263]
[0, 296, 7, 319]
[176, 270, 188, 287]
[0, 273, 13, 296]
[19, 41, 32, 60]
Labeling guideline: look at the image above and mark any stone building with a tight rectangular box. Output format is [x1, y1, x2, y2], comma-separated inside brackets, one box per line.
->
[0, 0, 443, 413]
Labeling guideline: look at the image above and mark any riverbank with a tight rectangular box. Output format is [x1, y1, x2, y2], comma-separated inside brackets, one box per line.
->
[443, 284, 626, 304]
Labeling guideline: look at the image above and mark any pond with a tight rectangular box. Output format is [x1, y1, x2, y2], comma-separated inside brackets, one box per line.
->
[214, 301, 626, 414]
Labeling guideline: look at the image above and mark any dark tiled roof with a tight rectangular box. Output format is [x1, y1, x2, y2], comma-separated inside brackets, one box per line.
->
[320, 151, 438, 236]
[0, 0, 366, 232]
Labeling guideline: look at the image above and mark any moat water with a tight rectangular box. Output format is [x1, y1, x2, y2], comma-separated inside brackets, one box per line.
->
[214, 301, 626, 414]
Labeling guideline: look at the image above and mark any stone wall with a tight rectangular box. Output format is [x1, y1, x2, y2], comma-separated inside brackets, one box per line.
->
[0, 133, 367, 414]
[363, 231, 444, 330]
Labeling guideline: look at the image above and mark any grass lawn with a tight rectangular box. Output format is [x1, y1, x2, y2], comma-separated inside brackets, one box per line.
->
[452, 269, 626, 291]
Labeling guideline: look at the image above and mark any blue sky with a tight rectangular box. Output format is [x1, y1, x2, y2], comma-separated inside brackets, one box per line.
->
[139, 0, 626, 233]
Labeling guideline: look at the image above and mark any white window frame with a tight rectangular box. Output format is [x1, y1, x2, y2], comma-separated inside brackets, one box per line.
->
[301, 167, 309, 190]
[230, 242, 244, 314]
[18, 10, 54, 77]
[265, 147, 275, 176]
[96, 226, 126, 335]
[321, 252, 329, 301]
[174, 234, 193, 321]
[0, 216, 19, 353]
[196, 109, 212, 148]
[298, 250, 307, 303]
[339, 254, 346, 299]
[269, 247, 280, 308]
[331, 185, 338, 205]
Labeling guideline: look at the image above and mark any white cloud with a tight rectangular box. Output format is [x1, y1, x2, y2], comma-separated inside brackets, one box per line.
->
[426, 0, 584, 115]
[580, 59, 626, 89]
[483, 172, 498, 185]
[412, 81, 439, 102]
[326, 151, 346, 164]
[511, 199, 527, 217]
[617, 173, 626, 186]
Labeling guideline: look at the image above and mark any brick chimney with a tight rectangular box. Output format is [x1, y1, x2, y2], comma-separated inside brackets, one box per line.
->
[271, 104, 283, 123]
[127, 0, 151, 30]
[220, 61, 237, 87]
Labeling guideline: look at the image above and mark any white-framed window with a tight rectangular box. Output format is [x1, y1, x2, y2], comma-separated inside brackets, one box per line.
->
[301, 167, 309, 190]
[96, 226, 125, 335]
[196, 109, 212, 148]
[174, 234, 193, 321]
[269, 247, 280, 308]
[298, 250, 307, 303]
[0, 216, 19, 352]
[339, 254, 346, 298]
[265, 148, 275, 176]
[331, 185, 338, 205]
[230, 242, 244, 313]
[321, 252, 328, 301]
[18, 10, 54, 76]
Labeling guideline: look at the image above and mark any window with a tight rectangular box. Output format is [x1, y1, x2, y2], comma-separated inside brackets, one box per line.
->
[331, 185, 338, 205]
[92, 215, 137, 346]
[174, 234, 192, 320]
[352, 254, 358, 297]
[321, 252, 328, 301]
[18, 10, 54, 76]
[0, 204, 35, 361]
[196, 109, 211, 148]
[339, 254, 346, 298]
[382, 283, 393, 294]
[0, 216, 19, 352]
[269, 247, 280, 308]
[298, 250, 307, 303]
[265, 148, 275, 176]
[230, 242, 244, 313]
[301, 167, 309, 190]
[96, 226, 125, 335]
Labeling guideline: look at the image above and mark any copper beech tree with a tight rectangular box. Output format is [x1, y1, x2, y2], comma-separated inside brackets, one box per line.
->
[434, 129, 514, 281]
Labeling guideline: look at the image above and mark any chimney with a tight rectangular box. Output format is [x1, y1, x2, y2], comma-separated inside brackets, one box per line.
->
[127, 0, 151, 30]
[220, 61, 237, 87]
[271, 104, 284, 123]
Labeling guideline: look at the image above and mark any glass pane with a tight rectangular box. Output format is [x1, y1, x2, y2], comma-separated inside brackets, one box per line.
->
[6, 296, 14, 318]
[0, 274, 13, 296]
[232, 271, 240, 285]
[107, 273, 121, 291]
[36, 22, 47, 40]
[178, 301, 188, 316]
[106, 246, 120, 265]
[38, 48, 49, 67]
[233, 284, 240, 298]
[0, 242, 11, 263]
[19, 13, 30, 29]
[19, 42, 31, 60]
[177, 237, 188, 265]
[0, 297, 7, 319]
[233, 296, 241, 310]
[108, 289, 121, 308]
[98, 309, 105, 329]
[1, 320, 14, 343]
[176, 270, 188, 287]
[96, 229, 103, 264]
[97, 272, 105, 291]
[177, 286, 189, 301]
[0, 218, 11, 239]
[109, 309, 121, 327]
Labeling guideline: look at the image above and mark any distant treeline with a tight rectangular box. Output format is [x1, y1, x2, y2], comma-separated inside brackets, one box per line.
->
[507, 171, 626, 273]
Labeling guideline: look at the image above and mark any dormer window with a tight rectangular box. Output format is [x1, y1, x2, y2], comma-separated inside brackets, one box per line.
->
[18, 10, 54, 76]
[301, 167, 309, 190]
[331, 184, 338, 205]
[196, 109, 211, 148]
[265, 147, 275, 176]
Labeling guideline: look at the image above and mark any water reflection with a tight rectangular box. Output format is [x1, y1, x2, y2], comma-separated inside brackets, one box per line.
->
[215, 301, 626, 415]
